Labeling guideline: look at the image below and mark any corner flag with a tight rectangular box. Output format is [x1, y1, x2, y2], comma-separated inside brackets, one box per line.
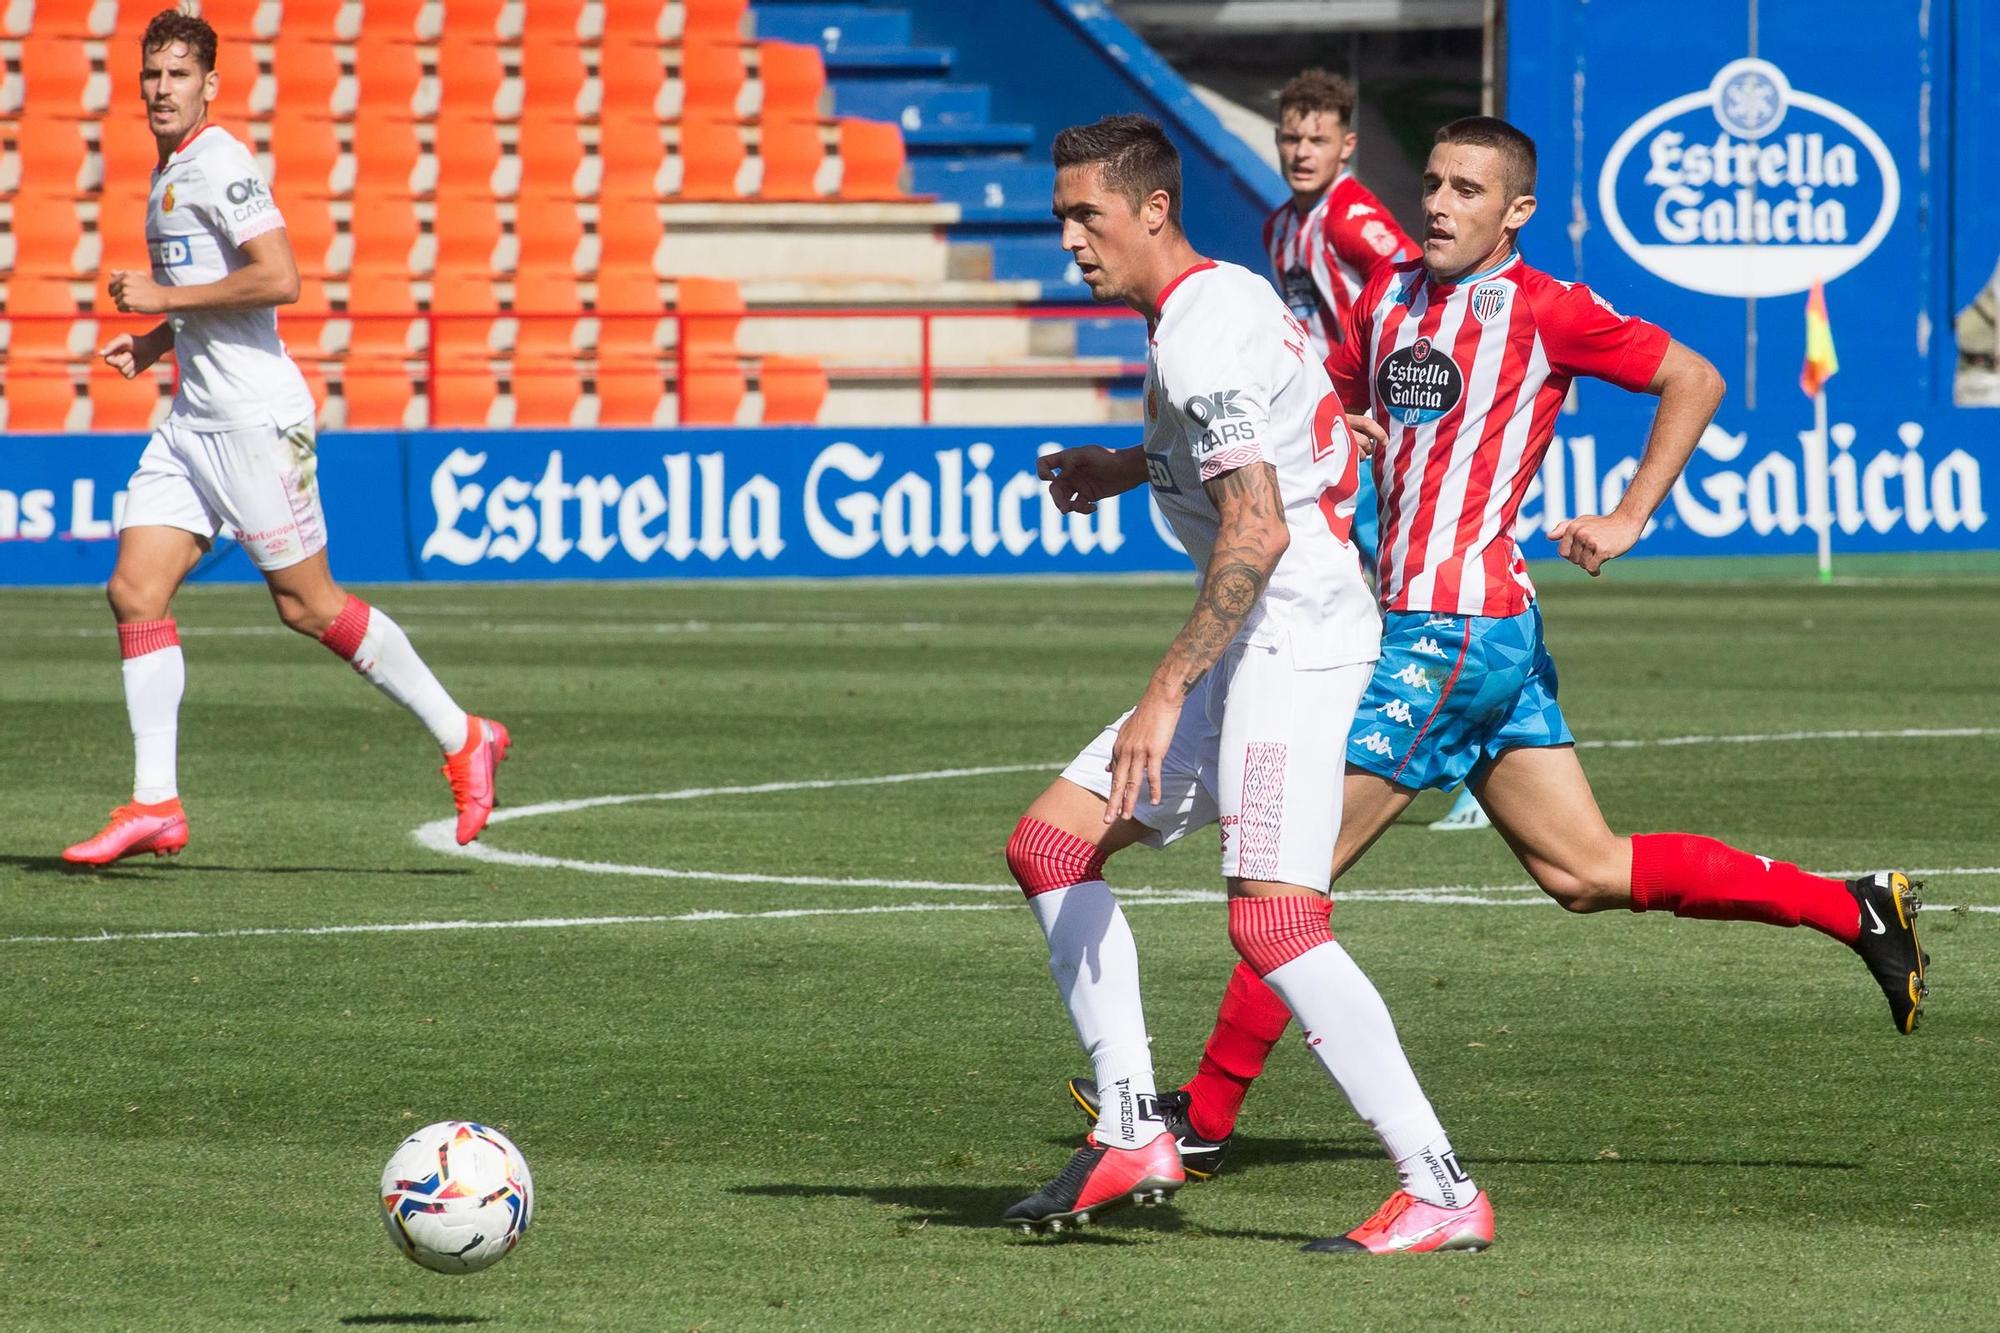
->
[1800, 279, 1839, 398]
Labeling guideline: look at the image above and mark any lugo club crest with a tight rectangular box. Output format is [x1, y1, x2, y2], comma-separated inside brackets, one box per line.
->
[1375, 337, 1464, 426]
[1597, 58, 1899, 298]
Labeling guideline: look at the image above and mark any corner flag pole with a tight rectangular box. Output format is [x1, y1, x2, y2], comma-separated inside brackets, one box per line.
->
[1800, 280, 1840, 586]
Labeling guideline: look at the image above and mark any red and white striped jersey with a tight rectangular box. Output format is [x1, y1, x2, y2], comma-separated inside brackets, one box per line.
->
[1142, 260, 1379, 669]
[1327, 252, 1671, 618]
[1262, 173, 1418, 364]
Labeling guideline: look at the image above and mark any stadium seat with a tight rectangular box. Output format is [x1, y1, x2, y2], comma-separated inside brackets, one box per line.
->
[680, 356, 743, 425]
[675, 39, 747, 120]
[268, 110, 340, 201]
[349, 109, 421, 198]
[11, 113, 90, 200]
[86, 360, 166, 430]
[336, 361, 416, 429]
[756, 115, 823, 200]
[95, 187, 152, 273]
[837, 117, 906, 200]
[434, 109, 505, 201]
[595, 194, 664, 310]
[271, 32, 342, 121]
[0, 316, 83, 430]
[194, 0, 278, 40]
[266, 0, 348, 38]
[346, 208, 420, 310]
[439, 0, 507, 43]
[675, 116, 745, 200]
[679, 0, 748, 43]
[438, 39, 507, 122]
[431, 324, 502, 427]
[599, 114, 667, 198]
[19, 32, 95, 117]
[513, 204, 583, 311]
[431, 196, 503, 313]
[673, 275, 745, 423]
[97, 120, 158, 199]
[353, 33, 425, 120]
[5, 198, 84, 277]
[598, 42, 671, 123]
[517, 118, 585, 200]
[350, 0, 424, 43]
[519, 45, 589, 122]
[756, 41, 825, 121]
[520, 1, 587, 46]
[206, 30, 262, 123]
[594, 312, 669, 423]
[280, 194, 337, 277]
[758, 354, 826, 424]
[291, 275, 334, 315]
[601, 0, 669, 45]
[2, 275, 82, 313]
[511, 316, 582, 425]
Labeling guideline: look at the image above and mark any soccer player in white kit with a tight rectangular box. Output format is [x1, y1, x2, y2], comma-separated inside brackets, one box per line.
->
[999, 115, 1492, 1253]
[63, 11, 508, 866]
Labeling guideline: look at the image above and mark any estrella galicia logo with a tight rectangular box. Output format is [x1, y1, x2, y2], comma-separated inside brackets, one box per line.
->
[148, 236, 193, 268]
[1144, 450, 1181, 495]
[1376, 336, 1464, 426]
[1598, 58, 1899, 298]
[1183, 389, 1244, 428]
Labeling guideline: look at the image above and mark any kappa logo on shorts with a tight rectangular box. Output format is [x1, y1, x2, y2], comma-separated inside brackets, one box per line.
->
[1356, 732, 1396, 757]
[1378, 698, 1415, 725]
[1390, 663, 1435, 693]
[1412, 636, 1449, 659]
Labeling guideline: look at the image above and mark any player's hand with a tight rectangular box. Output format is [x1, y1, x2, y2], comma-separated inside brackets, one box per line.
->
[1105, 688, 1182, 824]
[98, 333, 142, 379]
[1547, 512, 1644, 576]
[1345, 413, 1387, 458]
[1038, 446, 1143, 515]
[108, 269, 170, 315]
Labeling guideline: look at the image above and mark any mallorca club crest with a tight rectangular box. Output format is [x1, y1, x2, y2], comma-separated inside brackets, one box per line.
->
[1598, 57, 1899, 298]
[162, 183, 176, 212]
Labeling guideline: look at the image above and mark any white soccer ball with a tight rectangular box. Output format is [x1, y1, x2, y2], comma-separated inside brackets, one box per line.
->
[378, 1120, 534, 1274]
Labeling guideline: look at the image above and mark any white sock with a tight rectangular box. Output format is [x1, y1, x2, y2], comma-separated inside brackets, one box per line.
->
[122, 643, 183, 804]
[1262, 942, 1477, 1207]
[1027, 880, 1165, 1150]
[324, 599, 469, 750]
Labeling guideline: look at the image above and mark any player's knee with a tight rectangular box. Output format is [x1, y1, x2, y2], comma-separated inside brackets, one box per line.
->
[1226, 892, 1333, 975]
[1005, 816, 1106, 898]
[1530, 858, 1624, 913]
[270, 590, 329, 636]
[106, 571, 165, 622]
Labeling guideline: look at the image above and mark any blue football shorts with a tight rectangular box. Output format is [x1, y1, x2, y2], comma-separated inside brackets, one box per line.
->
[1344, 603, 1573, 792]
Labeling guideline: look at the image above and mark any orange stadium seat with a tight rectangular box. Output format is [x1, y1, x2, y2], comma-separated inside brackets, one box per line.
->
[758, 354, 826, 425]
[598, 42, 669, 122]
[95, 187, 152, 274]
[431, 327, 501, 426]
[756, 115, 822, 200]
[756, 41, 824, 121]
[195, 0, 276, 40]
[280, 194, 337, 277]
[593, 312, 669, 422]
[434, 109, 503, 201]
[519, 45, 588, 122]
[677, 39, 747, 120]
[431, 198, 502, 314]
[675, 275, 742, 353]
[837, 118, 906, 200]
[272, 32, 342, 121]
[206, 31, 261, 124]
[601, 0, 668, 45]
[675, 117, 744, 200]
[517, 118, 584, 199]
[438, 40, 507, 122]
[680, 357, 743, 424]
[594, 194, 662, 307]
[350, 0, 424, 43]
[513, 205, 583, 311]
[346, 205, 419, 310]
[12, 114, 90, 198]
[3, 275, 83, 313]
[97, 121, 159, 199]
[19, 33, 94, 117]
[681, 0, 748, 43]
[352, 34, 425, 121]
[268, 110, 339, 200]
[86, 360, 167, 430]
[511, 316, 581, 425]
[6, 198, 84, 277]
[598, 114, 666, 197]
[338, 362, 416, 428]
[1, 316, 83, 430]
[439, 0, 507, 43]
[520, 1, 586, 47]
[349, 109, 421, 197]
[290, 275, 334, 315]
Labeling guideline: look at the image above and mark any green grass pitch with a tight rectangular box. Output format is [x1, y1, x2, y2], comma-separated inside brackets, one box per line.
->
[1, 556, 1995, 1330]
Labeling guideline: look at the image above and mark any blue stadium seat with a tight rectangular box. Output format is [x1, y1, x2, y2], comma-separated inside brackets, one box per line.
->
[908, 159, 1055, 221]
[828, 79, 989, 132]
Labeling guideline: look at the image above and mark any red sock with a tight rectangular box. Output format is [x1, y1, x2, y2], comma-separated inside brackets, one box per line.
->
[1630, 833, 1860, 944]
[1180, 960, 1292, 1140]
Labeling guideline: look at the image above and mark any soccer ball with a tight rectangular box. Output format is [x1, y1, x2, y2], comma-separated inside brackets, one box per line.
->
[378, 1121, 534, 1274]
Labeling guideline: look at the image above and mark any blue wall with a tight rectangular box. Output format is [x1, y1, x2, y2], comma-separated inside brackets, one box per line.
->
[1503, 0, 1995, 552]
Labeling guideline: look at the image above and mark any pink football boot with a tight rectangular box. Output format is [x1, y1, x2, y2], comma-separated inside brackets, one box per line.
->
[62, 798, 190, 865]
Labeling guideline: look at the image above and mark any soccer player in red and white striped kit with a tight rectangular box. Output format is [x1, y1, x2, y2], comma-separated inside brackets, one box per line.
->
[1061, 117, 1927, 1252]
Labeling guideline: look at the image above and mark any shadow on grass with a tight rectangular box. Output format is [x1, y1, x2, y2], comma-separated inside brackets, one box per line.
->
[339, 1318, 490, 1328]
[1478, 1152, 1861, 1171]
[1, 855, 472, 879]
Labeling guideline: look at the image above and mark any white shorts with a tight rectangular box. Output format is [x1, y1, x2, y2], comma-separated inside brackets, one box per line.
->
[1059, 635, 1369, 892]
[119, 415, 326, 571]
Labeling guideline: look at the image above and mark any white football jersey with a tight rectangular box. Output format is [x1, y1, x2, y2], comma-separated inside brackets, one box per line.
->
[1141, 260, 1380, 669]
[145, 124, 315, 429]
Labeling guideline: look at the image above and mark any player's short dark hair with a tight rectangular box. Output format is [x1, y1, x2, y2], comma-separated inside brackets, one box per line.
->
[141, 8, 218, 73]
[1434, 115, 1538, 199]
[1277, 69, 1357, 129]
[1052, 114, 1182, 229]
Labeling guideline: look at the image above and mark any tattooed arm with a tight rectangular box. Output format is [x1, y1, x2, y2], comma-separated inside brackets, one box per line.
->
[1104, 461, 1291, 822]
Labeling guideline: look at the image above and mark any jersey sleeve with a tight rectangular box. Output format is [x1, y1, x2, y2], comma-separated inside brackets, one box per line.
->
[193, 138, 287, 249]
[1324, 266, 1388, 409]
[1157, 294, 1279, 485]
[1528, 277, 1671, 391]
[1324, 201, 1417, 279]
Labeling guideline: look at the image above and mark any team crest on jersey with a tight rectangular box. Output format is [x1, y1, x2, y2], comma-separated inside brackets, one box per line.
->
[1471, 282, 1510, 324]
[1376, 336, 1465, 426]
[1146, 386, 1158, 421]
[161, 184, 176, 212]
